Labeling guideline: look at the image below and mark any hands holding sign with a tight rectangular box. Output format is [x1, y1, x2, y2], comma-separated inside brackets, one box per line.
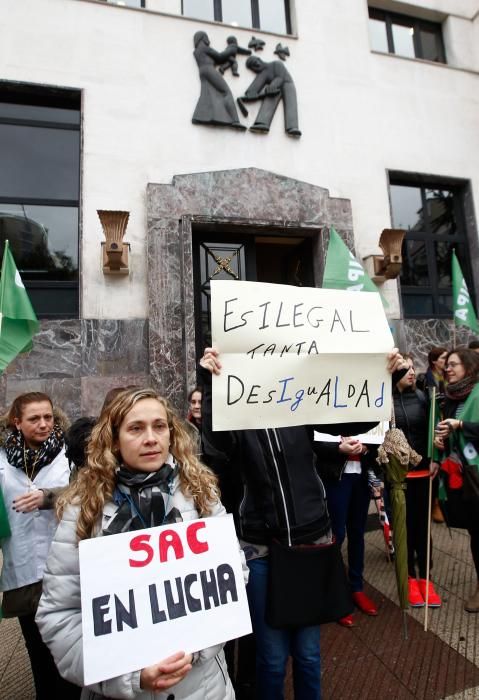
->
[140, 652, 193, 692]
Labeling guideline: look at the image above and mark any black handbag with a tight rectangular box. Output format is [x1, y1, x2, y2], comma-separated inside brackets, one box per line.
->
[265, 538, 353, 629]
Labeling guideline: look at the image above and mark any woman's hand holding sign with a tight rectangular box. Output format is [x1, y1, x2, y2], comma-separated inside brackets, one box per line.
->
[140, 651, 193, 691]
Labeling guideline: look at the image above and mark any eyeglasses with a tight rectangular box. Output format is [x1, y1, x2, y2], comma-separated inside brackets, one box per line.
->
[446, 361, 463, 369]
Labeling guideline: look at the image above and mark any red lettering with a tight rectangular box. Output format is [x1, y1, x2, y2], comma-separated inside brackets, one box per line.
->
[129, 534, 154, 568]
[159, 530, 184, 562]
[187, 521, 209, 554]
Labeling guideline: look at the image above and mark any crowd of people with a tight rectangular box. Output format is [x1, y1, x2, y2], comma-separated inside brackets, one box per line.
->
[0, 340, 478, 700]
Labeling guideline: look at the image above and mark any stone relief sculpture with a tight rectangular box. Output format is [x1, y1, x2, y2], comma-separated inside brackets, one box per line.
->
[218, 36, 252, 76]
[240, 55, 301, 137]
[192, 32, 301, 137]
[192, 31, 245, 129]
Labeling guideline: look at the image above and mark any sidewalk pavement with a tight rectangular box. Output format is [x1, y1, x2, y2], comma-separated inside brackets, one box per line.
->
[1, 522, 479, 699]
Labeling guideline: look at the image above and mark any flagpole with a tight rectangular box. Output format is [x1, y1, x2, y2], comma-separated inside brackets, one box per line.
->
[424, 387, 436, 632]
[0, 239, 9, 336]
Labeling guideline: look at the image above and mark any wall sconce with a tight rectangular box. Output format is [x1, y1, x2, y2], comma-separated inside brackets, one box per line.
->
[98, 210, 130, 275]
[363, 228, 406, 283]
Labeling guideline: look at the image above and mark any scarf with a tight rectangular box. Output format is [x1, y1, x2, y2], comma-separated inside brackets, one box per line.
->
[4, 424, 64, 478]
[103, 453, 182, 536]
[445, 375, 476, 402]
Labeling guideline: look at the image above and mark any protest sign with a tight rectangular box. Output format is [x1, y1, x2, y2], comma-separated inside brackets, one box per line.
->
[211, 280, 394, 430]
[79, 514, 251, 685]
[314, 421, 389, 445]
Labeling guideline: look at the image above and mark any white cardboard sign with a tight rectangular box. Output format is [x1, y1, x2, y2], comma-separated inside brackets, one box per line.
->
[314, 421, 390, 445]
[211, 280, 394, 430]
[79, 515, 251, 685]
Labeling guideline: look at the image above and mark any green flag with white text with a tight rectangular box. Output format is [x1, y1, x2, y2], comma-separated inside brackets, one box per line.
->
[452, 251, 479, 333]
[323, 226, 385, 298]
[0, 240, 39, 373]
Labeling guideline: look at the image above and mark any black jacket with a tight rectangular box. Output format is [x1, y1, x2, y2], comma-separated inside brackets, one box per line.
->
[314, 439, 379, 482]
[200, 366, 377, 546]
[393, 387, 428, 467]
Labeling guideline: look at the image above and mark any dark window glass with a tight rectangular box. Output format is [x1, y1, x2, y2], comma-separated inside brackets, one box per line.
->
[183, 0, 291, 34]
[390, 177, 472, 318]
[369, 7, 446, 64]
[0, 124, 80, 200]
[0, 86, 80, 318]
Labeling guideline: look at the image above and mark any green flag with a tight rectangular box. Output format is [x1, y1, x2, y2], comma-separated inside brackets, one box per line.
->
[323, 226, 384, 296]
[0, 240, 39, 373]
[452, 251, 479, 333]
[0, 486, 11, 540]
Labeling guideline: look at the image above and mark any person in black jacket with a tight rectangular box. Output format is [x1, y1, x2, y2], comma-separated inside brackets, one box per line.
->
[394, 355, 441, 608]
[200, 346, 405, 700]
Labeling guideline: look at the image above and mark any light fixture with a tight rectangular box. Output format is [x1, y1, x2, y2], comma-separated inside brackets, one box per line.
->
[98, 210, 130, 275]
[362, 228, 406, 282]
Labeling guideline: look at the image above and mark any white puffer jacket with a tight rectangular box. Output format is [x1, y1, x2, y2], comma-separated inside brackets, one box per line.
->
[36, 478, 245, 700]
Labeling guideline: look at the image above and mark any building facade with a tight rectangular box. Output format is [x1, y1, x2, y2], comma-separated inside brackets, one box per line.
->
[1, 0, 478, 417]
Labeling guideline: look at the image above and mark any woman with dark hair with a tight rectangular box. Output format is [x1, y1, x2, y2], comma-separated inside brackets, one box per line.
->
[187, 387, 203, 430]
[394, 355, 441, 607]
[433, 348, 479, 612]
[417, 346, 448, 400]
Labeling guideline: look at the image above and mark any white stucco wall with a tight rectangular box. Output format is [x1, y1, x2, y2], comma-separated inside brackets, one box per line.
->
[1, 0, 478, 320]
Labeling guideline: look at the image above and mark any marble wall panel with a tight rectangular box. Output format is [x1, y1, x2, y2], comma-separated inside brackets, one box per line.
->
[5, 320, 82, 380]
[81, 319, 148, 376]
[147, 168, 353, 408]
[3, 378, 81, 421]
[80, 374, 151, 417]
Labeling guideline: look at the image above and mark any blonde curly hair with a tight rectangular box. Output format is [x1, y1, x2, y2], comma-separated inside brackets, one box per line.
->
[57, 388, 219, 541]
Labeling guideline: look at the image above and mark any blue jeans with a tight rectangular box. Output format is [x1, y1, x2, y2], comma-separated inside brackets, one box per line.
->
[324, 472, 370, 592]
[247, 557, 321, 700]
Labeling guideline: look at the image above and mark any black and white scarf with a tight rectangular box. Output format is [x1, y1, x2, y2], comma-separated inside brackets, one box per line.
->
[4, 424, 64, 478]
[103, 454, 182, 535]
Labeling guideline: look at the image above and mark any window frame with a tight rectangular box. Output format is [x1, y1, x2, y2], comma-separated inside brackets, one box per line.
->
[181, 0, 292, 35]
[369, 7, 446, 63]
[388, 173, 474, 319]
[0, 84, 81, 319]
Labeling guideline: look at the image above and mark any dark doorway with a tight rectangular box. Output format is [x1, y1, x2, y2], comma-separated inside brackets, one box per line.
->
[192, 231, 315, 357]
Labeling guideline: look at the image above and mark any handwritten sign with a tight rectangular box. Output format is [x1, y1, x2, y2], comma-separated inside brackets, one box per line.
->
[314, 421, 389, 445]
[79, 515, 251, 685]
[211, 280, 394, 430]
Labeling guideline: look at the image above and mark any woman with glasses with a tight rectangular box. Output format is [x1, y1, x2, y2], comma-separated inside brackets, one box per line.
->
[433, 349, 479, 612]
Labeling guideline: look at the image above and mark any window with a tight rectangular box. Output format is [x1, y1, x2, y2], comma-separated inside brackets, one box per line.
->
[369, 8, 446, 63]
[182, 0, 292, 35]
[0, 84, 80, 318]
[389, 176, 473, 318]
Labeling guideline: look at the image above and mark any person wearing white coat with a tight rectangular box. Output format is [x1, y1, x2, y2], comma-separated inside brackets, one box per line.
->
[36, 387, 246, 700]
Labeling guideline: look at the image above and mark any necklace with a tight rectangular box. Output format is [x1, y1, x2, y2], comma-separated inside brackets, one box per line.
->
[23, 443, 40, 487]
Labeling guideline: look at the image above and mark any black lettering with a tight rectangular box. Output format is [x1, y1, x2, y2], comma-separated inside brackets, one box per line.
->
[227, 375, 245, 405]
[308, 340, 319, 355]
[275, 302, 290, 328]
[347, 384, 356, 399]
[92, 595, 112, 637]
[247, 343, 265, 359]
[306, 306, 323, 328]
[264, 344, 276, 357]
[184, 573, 202, 613]
[165, 577, 187, 619]
[316, 379, 331, 405]
[217, 564, 238, 604]
[350, 309, 369, 333]
[307, 386, 318, 396]
[263, 390, 276, 404]
[330, 309, 346, 332]
[247, 385, 261, 404]
[149, 583, 167, 624]
[114, 590, 138, 632]
[355, 380, 370, 407]
[293, 303, 304, 327]
[259, 301, 271, 329]
[295, 342, 305, 355]
[200, 569, 220, 610]
[280, 343, 293, 357]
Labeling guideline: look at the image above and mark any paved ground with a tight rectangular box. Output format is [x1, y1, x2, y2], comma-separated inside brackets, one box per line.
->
[1, 521, 479, 699]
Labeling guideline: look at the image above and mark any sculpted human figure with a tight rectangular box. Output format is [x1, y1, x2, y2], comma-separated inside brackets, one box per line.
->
[218, 36, 251, 76]
[192, 31, 245, 129]
[243, 55, 301, 136]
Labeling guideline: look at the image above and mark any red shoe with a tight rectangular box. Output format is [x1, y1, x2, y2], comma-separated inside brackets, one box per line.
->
[352, 591, 378, 616]
[338, 614, 354, 627]
[418, 579, 442, 607]
[408, 577, 425, 607]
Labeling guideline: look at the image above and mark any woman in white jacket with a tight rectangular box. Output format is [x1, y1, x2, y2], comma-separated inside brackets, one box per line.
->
[36, 387, 238, 700]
